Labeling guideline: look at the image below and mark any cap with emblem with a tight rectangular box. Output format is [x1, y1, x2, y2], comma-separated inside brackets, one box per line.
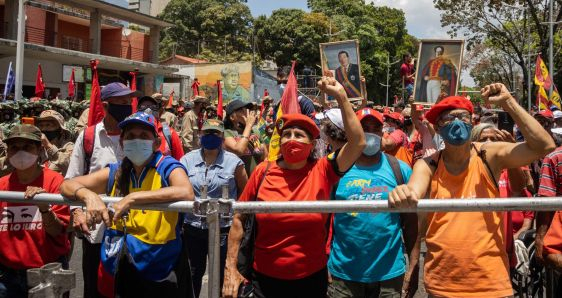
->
[276, 113, 320, 139]
[118, 111, 157, 134]
[202, 119, 224, 133]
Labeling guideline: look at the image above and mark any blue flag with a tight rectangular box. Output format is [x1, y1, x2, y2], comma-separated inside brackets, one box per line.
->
[3, 62, 14, 100]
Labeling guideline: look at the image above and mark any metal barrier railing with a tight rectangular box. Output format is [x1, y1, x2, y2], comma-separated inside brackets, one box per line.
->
[1, 191, 562, 297]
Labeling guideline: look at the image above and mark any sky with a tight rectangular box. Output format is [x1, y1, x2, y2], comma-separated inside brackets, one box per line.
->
[246, 0, 475, 86]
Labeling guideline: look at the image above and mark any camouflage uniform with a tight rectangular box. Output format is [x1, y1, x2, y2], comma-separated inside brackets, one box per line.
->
[0, 101, 20, 139]
[36, 110, 75, 176]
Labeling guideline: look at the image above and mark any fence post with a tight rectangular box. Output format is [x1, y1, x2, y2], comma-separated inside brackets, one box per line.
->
[206, 185, 222, 298]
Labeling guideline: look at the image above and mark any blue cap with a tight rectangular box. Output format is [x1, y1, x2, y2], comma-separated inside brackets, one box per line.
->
[101, 82, 142, 100]
[550, 105, 560, 112]
[118, 111, 157, 134]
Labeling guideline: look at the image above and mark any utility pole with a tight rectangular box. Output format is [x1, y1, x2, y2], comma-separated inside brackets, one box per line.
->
[527, 2, 531, 111]
[379, 53, 400, 106]
[224, 36, 227, 63]
[15, 0, 26, 101]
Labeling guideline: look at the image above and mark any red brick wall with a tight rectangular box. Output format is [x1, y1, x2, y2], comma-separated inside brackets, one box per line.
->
[57, 20, 89, 51]
[101, 28, 150, 62]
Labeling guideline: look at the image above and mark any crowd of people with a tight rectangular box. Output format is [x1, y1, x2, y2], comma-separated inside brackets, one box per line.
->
[2, 71, 562, 298]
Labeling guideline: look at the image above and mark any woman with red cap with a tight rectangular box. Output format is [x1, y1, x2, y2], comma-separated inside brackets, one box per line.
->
[389, 83, 555, 297]
[222, 77, 366, 298]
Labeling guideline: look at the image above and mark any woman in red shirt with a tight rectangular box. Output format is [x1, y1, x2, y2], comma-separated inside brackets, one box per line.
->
[0, 125, 70, 298]
[222, 77, 366, 298]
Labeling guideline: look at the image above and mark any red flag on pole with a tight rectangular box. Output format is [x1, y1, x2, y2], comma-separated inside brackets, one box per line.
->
[191, 79, 200, 97]
[216, 80, 224, 119]
[129, 71, 138, 112]
[166, 89, 174, 109]
[35, 64, 45, 98]
[68, 67, 75, 99]
[268, 61, 301, 161]
[87, 60, 104, 126]
[264, 89, 269, 97]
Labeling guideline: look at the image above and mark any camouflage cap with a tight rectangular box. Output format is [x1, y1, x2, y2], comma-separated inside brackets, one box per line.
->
[5, 124, 42, 143]
[201, 119, 224, 133]
[37, 110, 68, 131]
[0, 101, 18, 110]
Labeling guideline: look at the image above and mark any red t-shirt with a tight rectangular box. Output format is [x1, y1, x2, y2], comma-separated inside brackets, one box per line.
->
[240, 157, 340, 280]
[538, 146, 562, 197]
[400, 63, 414, 85]
[0, 168, 70, 270]
[157, 122, 185, 160]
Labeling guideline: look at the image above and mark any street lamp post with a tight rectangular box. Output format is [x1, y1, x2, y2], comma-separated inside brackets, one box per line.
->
[380, 53, 400, 107]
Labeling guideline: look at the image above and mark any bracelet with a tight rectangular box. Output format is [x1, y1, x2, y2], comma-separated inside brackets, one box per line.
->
[73, 186, 87, 201]
[40, 208, 51, 214]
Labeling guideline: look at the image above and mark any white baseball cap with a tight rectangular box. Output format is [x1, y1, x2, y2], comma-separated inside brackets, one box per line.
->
[315, 108, 344, 130]
[554, 110, 562, 119]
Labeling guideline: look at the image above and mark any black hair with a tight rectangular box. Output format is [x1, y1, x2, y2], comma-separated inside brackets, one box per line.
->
[402, 52, 411, 61]
[338, 51, 349, 58]
[321, 118, 347, 143]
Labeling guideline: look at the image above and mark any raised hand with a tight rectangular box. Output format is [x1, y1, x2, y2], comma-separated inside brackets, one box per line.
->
[481, 83, 513, 106]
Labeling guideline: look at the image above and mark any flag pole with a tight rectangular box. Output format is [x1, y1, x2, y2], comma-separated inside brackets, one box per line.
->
[15, 0, 25, 101]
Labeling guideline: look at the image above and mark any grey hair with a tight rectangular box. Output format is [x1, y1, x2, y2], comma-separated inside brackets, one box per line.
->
[221, 64, 240, 77]
[471, 123, 495, 142]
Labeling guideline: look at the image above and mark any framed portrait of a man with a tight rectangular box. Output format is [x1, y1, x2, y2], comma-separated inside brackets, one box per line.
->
[413, 39, 464, 104]
[320, 40, 364, 100]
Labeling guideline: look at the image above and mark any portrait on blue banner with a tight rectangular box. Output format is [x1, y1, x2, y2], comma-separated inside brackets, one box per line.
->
[413, 39, 464, 104]
[320, 40, 364, 100]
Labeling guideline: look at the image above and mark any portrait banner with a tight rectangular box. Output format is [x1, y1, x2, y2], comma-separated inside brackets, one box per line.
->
[192, 62, 252, 105]
[413, 39, 464, 104]
[320, 40, 364, 100]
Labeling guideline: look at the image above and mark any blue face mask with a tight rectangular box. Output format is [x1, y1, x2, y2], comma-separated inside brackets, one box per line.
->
[440, 119, 473, 146]
[201, 134, 223, 150]
[123, 139, 154, 166]
[363, 133, 382, 156]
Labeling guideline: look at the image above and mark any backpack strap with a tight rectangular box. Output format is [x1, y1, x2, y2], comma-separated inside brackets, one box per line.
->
[253, 161, 271, 201]
[385, 153, 404, 185]
[472, 143, 499, 189]
[82, 125, 96, 175]
[161, 123, 173, 154]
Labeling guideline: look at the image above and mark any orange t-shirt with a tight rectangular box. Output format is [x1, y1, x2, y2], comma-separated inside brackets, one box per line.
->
[544, 211, 562, 255]
[425, 147, 513, 297]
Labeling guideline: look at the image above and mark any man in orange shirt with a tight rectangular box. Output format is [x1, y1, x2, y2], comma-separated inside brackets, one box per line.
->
[389, 83, 555, 297]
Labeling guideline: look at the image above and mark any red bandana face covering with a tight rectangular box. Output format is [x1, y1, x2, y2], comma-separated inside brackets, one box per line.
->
[280, 140, 313, 163]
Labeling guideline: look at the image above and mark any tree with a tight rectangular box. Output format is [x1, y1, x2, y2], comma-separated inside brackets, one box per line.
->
[159, 0, 253, 62]
[308, 0, 418, 104]
[253, 9, 333, 70]
[434, 0, 562, 107]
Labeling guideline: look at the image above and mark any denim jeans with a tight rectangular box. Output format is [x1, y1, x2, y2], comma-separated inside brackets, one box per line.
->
[183, 224, 230, 298]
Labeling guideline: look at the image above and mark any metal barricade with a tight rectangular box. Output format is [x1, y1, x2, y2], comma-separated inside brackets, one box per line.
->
[0, 191, 562, 297]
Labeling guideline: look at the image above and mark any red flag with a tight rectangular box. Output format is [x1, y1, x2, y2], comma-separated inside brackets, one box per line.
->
[264, 89, 269, 97]
[129, 71, 138, 112]
[35, 64, 45, 98]
[166, 89, 174, 109]
[87, 60, 104, 126]
[191, 79, 200, 96]
[216, 80, 224, 119]
[68, 67, 75, 99]
[267, 61, 300, 161]
[280, 61, 300, 115]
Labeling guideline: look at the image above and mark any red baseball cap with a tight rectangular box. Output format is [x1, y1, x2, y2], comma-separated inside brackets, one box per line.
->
[356, 108, 384, 125]
[277, 113, 320, 139]
[425, 96, 474, 125]
[535, 109, 554, 120]
[385, 112, 404, 125]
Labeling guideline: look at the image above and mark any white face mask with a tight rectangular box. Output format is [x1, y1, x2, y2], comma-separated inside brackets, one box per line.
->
[123, 139, 154, 166]
[9, 151, 38, 170]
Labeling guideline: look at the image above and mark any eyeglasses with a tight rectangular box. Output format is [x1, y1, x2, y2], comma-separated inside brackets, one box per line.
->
[438, 112, 471, 125]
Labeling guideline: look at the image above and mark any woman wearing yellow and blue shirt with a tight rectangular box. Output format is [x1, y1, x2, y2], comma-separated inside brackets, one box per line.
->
[61, 111, 195, 297]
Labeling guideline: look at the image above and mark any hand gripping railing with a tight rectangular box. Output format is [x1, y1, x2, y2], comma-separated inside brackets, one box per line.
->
[1, 190, 562, 297]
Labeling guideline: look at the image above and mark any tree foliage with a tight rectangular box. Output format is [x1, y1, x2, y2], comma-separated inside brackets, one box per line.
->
[434, 0, 562, 106]
[159, 0, 253, 62]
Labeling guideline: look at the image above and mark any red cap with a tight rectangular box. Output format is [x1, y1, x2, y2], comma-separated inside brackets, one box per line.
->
[425, 96, 474, 125]
[385, 112, 404, 125]
[277, 113, 320, 139]
[535, 109, 554, 120]
[356, 108, 384, 125]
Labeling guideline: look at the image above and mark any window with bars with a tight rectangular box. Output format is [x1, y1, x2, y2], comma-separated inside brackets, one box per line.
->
[61, 35, 83, 51]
